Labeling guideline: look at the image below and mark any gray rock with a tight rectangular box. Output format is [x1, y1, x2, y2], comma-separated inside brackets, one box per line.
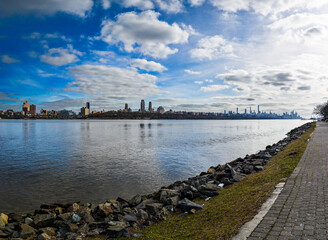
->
[159, 189, 179, 203]
[40, 227, 56, 236]
[129, 194, 142, 206]
[24, 217, 33, 225]
[136, 209, 148, 221]
[146, 203, 163, 215]
[255, 166, 264, 171]
[58, 212, 73, 222]
[34, 214, 56, 228]
[232, 173, 247, 182]
[177, 198, 204, 212]
[124, 213, 137, 222]
[38, 233, 51, 240]
[20, 224, 37, 238]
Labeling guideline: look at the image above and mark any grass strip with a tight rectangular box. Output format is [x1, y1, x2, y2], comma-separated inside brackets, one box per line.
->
[125, 123, 316, 240]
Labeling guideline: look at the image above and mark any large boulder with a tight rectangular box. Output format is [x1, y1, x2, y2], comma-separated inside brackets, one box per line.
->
[34, 213, 56, 228]
[177, 198, 204, 212]
[0, 213, 8, 227]
[20, 224, 37, 239]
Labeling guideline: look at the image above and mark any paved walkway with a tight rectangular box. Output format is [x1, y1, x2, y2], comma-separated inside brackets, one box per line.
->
[248, 122, 328, 240]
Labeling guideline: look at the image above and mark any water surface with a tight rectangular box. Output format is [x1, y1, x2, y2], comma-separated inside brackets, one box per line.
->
[0, 119, 308, 213]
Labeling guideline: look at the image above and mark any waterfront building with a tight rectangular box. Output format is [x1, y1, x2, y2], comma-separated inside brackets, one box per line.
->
[40, 109, 47, 115]
[125, 103, 128, 111]
[157, 106, 165, 114]
[30, 104, 36, 115]
[81, 107, 90, 116]
[140, 99, 145, 112]
[86, 102, 90, 110]
[22, 101, 30, 114]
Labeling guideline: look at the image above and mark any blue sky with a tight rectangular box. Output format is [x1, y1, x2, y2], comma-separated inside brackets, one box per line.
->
[1, 0, 328, 117]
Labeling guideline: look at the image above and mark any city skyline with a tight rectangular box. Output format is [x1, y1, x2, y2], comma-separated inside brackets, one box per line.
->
[1, 1, 327, 117]
[0, 99, 300, 120]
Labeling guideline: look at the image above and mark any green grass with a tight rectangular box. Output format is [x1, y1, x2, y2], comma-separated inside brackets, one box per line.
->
[128, 123, 316, 240]
[88, 123, 315, 240]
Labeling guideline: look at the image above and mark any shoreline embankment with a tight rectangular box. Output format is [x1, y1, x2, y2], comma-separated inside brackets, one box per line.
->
[0, 122, 314, 239]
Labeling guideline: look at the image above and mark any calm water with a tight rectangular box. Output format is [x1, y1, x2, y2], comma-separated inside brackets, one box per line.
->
[0, 119, 309, 213]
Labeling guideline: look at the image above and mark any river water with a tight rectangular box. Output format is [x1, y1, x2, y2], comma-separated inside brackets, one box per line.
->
[0, 119, 309, 213]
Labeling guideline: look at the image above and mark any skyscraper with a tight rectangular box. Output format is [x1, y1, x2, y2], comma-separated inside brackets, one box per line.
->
[125, 103, 128, 110]
[148, 101, 152, 112]
[30, 104, 36, 115]
[140, 99, 145, 112]
[22, 101, 30, 114]
[86, 102, 90, 110]
[258, 105, 260, 114]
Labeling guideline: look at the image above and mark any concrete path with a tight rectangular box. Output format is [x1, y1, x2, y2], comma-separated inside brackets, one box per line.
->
[247, 122, 328, 240]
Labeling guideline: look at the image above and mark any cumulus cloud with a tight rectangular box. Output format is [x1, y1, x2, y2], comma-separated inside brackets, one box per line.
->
[100, 11, 190, 58]
[185, 69, 201, 75]
[208, 0, 328, 17]
[190, 35, 234, 60]
[154, 0, 184, 13]
[67, 64, 164, 101]
[188, 0, 206, 7]
[200, 84, 230, 92]
[131, 59, 167, 72]
[1, 55, 20, 64]
[40, 45, 82, 66]
[194, 81, 203, 84]
[0, 0, 93, 17]
[101, 0, 154, 10]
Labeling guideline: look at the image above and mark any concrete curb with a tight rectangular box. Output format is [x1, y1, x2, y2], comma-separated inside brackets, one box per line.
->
[232, 182, 285, 240]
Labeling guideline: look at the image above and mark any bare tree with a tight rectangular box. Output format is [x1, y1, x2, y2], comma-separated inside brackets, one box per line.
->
[313, 101, 328, 120]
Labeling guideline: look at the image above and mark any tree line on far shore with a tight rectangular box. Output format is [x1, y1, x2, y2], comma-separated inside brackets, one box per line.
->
[314, 101, 328, 120]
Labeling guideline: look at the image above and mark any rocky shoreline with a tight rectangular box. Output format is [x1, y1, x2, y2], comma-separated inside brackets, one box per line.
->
[0, 122, 314, 240]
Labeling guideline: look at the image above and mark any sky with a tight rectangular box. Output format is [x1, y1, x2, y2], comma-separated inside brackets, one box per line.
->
[0, 0, 328, 117]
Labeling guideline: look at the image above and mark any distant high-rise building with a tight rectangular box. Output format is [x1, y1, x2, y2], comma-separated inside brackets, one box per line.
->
[258, 105, 260, 114]
[236, 107, 238, 114]
[86, 102, 90, 110]
[148, 101, 152, 112]
[244, 108, 247, 114]
[30, 104, 36, 115]
[81, 107, 90, 116]
[22, 101, 30, 114]
[125, 103, 128, 110]
[140, 99, 145, 112]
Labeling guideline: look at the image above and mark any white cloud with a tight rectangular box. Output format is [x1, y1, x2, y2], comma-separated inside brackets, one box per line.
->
[1, 55, 20, 64]
[40, 45, 82, 66]
[190, 35, 234, 60]
[208, 0, 328, 17]
[185, 69, 201, 75]
[100, 11, 190, 58]
[122, 0, 154, 10]
[205, 79, 213, 83]
[131, 59, 167, 72]
[154, 0, 184, 13]
[102, 0, 111, 9]
[0, 0, 93, 17]
[200, 84, 230, 92]
[101, 0, 154, 10]
[188, 0, 206, 7]
[68, 64, 164, 101]
[194, 81, 203, 84]
[210, 0, 249, 13]
[92, 50, 116, 57]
